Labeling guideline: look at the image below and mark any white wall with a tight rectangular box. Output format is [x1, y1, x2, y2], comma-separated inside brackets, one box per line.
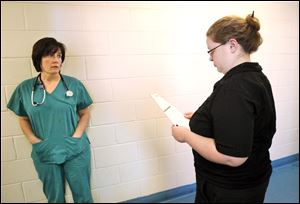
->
[1, 1, 299, 203]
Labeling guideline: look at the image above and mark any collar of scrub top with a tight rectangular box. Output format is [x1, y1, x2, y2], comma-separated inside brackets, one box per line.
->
[31, 73, 73, 106]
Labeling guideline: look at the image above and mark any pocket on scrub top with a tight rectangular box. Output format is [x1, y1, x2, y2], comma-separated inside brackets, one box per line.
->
[64, 136, 87, 160]
[32, 138, 67, 164]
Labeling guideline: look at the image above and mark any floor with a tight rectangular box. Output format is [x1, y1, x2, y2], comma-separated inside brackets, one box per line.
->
[162, 161, 299, 203]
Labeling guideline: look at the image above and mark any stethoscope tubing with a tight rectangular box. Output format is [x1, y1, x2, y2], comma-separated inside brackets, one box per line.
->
[31, 73, 72, 106]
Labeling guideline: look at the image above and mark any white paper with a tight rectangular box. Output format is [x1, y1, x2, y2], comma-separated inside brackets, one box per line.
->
[151, 93, 190, 129]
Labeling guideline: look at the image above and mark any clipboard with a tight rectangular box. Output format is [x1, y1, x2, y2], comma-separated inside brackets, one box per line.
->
[151, 93, 190, 130]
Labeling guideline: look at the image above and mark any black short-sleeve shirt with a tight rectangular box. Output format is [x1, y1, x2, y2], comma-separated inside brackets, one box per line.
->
[190, 62, 276, 189]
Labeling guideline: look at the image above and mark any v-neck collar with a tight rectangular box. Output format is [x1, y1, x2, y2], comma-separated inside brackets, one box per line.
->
[39, 73, 62, 95]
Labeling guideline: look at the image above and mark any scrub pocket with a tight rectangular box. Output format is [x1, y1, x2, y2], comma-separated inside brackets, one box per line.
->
[32, 138, 67, 164]
[64, 136, 88, 161]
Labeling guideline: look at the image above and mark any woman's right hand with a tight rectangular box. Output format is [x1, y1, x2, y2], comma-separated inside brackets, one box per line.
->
[184, 112, 194, 119]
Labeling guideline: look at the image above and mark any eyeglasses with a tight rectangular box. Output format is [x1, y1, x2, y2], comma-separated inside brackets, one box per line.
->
[207, 44, 224, 54]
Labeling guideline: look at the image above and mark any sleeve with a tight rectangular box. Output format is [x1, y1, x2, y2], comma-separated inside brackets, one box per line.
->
[7, 85, 28, 117]
[76, 81, 93, 111]
[211, 88, 255, 157]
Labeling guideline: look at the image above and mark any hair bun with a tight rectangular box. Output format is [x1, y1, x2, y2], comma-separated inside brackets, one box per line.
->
[246, 12, 260, 31]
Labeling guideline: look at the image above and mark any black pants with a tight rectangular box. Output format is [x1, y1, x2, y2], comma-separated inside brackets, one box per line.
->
[195, 177, 270, 203]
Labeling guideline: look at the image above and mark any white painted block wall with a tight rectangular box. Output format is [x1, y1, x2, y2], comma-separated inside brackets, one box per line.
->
[1, 1, 299, 203]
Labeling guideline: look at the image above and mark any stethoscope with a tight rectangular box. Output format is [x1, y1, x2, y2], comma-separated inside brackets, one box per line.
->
[31, 73, 73, 106]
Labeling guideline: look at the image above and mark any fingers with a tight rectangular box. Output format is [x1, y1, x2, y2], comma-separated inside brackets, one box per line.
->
[184, 112, 194, 119]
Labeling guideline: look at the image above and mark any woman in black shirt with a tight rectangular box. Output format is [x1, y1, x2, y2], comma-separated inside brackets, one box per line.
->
[171, 12, 276, 203]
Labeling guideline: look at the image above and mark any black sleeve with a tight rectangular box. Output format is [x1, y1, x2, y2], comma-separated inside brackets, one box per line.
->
[211, 88, 255, 157]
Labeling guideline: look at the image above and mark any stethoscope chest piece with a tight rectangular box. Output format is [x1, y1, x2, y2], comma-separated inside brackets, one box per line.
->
[66, 90, 74, 97]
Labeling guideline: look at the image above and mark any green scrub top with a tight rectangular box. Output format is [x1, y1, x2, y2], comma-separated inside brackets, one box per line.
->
[7, 74, 93, 164]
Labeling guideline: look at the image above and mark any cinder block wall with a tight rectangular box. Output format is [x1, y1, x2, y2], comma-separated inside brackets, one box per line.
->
[1, 1, 298, 203]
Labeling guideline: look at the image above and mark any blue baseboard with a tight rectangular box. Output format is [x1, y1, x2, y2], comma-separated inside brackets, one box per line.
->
[271, 153, 299, 168]
[123, 153, 299, 203]
[123, 183, 196, 203]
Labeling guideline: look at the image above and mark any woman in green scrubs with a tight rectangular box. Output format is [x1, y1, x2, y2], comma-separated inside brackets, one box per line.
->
[7, 37, 94, 203]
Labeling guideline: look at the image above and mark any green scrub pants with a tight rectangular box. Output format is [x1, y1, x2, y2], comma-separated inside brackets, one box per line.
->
[32, 144, 93, 203]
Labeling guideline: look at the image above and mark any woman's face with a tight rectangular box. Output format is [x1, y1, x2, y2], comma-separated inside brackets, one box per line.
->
[40, 49, 62, 75]
[206, 37, 228, 74]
